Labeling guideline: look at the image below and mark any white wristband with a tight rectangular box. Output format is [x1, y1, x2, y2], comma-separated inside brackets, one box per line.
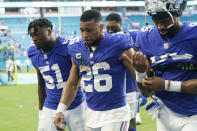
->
[135, 71, 147, 83]
[56, 103, 68, 113]
[165, 80, 182, 92]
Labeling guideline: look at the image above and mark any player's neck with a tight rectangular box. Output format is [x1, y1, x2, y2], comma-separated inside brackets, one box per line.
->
[42, 36, 57, 52]
[174, 22, 183, 36]
[86, 33, 104, 52]
[163, 21, 183, 39]
[92, 32, 104, 46]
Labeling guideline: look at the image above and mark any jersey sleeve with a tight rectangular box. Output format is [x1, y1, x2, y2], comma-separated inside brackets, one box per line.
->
[135, 31, 142, 49]
[55, 37, 71, 57]
[111, 33, 133, 59]
[125, 33, 135, 47]
[127, 30, 138, 43]
[135, 26, 155, 60]
[114, 33, 133, 51]
[65, 36, 80, 54]
[27, 43, 38, 58]
[187, 22, 197, 52]
[27, 43, 39, 68]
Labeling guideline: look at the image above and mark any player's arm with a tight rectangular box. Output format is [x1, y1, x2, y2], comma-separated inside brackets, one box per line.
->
[59, 58, 80, 108]
[36, 70, 46, 110]
[54, 58, 81, 130]
[133, 46, 152, 77]
[119, 48, 136, 79]
[181, 79, 197, 94]
[119, 48, 154, 97]
[143, 77, 197, 94]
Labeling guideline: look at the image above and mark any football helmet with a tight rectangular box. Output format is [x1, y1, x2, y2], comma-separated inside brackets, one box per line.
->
[145, 0, 187, 15]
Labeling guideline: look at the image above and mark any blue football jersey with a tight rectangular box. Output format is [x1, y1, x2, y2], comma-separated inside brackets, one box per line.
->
[27, 37, 85, 110]
[68, 33, 133, 111]
[124, 30, 138, 93]
[136, 22, 197, 115]
[124, 29, 138, 43]
[105, 30, 138, 93]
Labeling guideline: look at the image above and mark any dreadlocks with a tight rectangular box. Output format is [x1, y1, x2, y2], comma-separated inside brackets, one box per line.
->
[28, 18, 53, 35]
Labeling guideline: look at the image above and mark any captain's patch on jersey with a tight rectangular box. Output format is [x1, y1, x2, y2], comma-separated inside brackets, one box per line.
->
[76, 53, 82, 60]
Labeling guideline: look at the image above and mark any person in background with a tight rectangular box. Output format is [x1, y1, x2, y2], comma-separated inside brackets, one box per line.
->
[5, 56, 14, 83]
[105, 12, 138, 131]
[15, 59, 22, 73]
[24, 57, 30, 72]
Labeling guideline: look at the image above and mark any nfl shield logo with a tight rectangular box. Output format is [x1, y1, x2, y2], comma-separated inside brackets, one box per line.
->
[164, 43, 169, 49]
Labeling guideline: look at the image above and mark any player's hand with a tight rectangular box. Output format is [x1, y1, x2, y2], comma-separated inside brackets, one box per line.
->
[142, 77, 165, 91]
[54, 112, 65, 131]
[137, 82, 154, 98]
[131, 52, 147, 73]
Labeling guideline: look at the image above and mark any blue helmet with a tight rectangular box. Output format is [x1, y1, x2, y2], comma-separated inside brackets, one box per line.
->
[145, 0, 187, 15]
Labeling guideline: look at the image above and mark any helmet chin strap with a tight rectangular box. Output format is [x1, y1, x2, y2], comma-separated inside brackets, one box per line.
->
[165, 10, 175, 29]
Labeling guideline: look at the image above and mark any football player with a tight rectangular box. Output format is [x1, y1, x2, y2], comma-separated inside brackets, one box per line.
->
[133, 0, 197, 130]
[54, 9, 137, 131]
[27, 18, 86, 131]
[105, 12, 138, 131]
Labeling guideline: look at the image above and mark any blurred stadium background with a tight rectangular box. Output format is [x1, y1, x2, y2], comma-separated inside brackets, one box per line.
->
[0, 0, 197, 130]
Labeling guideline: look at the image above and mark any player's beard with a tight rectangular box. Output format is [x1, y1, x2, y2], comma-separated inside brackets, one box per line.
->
[113, 27, 121, 33]
[91, 38, 101, 47]
[159, 24, 177, 38]
[91, 34, 104, 47]
[37, 42, 51, 52]
[116, 28, 121, 33]
[108, 28, 121, 34]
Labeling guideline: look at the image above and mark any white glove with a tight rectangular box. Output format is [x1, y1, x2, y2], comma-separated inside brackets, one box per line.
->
[145, 97, 163, 120]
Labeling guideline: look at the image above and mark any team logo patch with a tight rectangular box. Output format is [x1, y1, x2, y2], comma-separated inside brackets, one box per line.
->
[76, 53, 82, 60]
[44, 54, 47, 59]
[90, 53, 93, 58]
[164, 43, 169, 49]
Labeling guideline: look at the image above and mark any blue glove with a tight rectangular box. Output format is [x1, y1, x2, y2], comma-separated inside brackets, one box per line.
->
[138, 93, 148, 107]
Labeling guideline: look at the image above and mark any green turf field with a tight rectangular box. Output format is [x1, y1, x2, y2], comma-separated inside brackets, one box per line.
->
[0, 84, 156, 131]
[19, 68, 37, 73]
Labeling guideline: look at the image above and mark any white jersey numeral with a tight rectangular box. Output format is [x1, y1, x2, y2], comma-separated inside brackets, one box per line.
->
[150, 53, 193, 64]
[39, 64, 64, 89]
[80, 62, 112, 92]
[67, 36, 80, 45]
[140, 26, 153, 32]
[189, 22, 197, 27]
